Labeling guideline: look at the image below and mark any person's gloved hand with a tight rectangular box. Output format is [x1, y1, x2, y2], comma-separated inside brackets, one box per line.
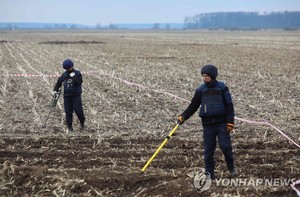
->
[177, 115, 185, 125]
[227, 123, 234, 133]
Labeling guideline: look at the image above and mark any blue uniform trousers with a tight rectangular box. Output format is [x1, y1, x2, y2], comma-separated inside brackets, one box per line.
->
[64, 95, 85, 128]
[203, 122, 234, 179]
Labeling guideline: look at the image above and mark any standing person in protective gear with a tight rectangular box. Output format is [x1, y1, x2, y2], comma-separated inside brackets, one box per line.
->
[54, 59, 85, 132]
[177, 64, 236, 180]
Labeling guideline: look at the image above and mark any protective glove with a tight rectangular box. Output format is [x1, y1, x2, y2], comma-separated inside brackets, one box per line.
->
[177, 115, 185, 125]
[53, 91, 59, 96]
[227, 123, 234, 133]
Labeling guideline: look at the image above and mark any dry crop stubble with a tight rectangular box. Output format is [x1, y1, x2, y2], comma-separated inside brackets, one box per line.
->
[0, 30, 299, 196]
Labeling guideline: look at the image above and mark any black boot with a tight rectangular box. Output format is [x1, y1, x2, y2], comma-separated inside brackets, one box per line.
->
[80, 123, 85, 131]
[68, 126, 73, 132]
[229, 168, 238, 177]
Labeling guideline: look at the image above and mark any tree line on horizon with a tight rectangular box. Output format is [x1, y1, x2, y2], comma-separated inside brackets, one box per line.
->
[1, 11, 300, 30]
[183, 11, 300, 30]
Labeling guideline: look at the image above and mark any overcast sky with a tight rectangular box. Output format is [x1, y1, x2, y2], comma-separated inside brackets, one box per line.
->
[0, 0, 299, 26]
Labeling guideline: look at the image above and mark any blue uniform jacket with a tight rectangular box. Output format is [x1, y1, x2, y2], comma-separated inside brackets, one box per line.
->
[181, 80, 234, 126]
[54, 69, 82, 96]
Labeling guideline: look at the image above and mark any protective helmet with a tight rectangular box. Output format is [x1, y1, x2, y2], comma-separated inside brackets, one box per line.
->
[62, 59, 74, 70]
[201, 64, 218, 79]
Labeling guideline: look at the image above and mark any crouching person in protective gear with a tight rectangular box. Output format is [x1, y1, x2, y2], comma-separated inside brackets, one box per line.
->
[54, 59, 85, 132]
[178, 64, 236, 180]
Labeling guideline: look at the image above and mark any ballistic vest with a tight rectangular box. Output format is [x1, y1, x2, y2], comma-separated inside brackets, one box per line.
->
[62, 70, 82, 95]
[199, 82, 226, 117]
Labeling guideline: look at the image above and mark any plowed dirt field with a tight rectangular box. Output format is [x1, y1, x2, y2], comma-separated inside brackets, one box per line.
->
[0, 30, 299, 196]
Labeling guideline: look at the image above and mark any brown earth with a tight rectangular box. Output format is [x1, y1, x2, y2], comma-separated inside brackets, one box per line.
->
[0, 30, 299, 196]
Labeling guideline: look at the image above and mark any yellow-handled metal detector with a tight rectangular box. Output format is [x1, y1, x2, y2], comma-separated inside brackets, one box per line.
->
[141, 123, 179, 173]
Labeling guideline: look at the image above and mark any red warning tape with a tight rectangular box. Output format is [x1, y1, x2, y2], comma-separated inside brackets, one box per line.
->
[88, 72, 300, 149]
[3, 71, 300, 148]
[2, 70, 300, 194]
[4, 70, 300, 147]
[0, 73, 60, 78]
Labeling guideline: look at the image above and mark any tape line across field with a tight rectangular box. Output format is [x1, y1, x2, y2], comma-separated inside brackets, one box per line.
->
[2, 70, 300, 149]
[2, 69, 300, 194]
